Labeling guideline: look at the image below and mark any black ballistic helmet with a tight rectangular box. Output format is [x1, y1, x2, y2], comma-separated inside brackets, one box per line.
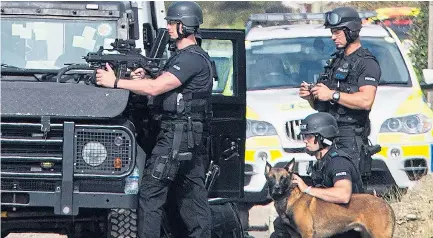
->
[300, 112, 338, 139]
[324, 7, 362, 31]
[165, 1, 203, 27]
[324, 7, 362, 44]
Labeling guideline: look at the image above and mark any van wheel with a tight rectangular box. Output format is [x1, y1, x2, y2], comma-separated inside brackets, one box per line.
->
[108, 209, 138, 238]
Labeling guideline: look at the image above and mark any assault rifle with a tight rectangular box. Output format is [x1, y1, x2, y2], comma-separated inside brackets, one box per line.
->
[56, 28, 170, 83]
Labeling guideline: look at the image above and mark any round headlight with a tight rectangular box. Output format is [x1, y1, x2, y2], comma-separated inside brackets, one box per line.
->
[253, 122, 269, 136]
[387, 118, 402, 132]
[82, 142, 107, 167]
[403, 115, 421, 133]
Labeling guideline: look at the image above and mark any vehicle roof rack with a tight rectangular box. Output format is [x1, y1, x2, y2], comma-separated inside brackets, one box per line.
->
[246, 11, 377, 33]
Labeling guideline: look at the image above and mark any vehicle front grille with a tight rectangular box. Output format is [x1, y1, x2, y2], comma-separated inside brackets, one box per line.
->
[1, 179, 58, 192]
[285, 120, 303, 141]
[403, 158, 428, 181]
[1, 122, 135, 179]
[1, 122, 64, 178]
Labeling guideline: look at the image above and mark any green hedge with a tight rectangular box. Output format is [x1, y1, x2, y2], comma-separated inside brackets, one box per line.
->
[408, 2, 429, 81]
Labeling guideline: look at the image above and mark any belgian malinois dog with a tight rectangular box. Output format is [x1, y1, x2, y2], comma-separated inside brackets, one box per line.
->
[265, 158, 395, 238]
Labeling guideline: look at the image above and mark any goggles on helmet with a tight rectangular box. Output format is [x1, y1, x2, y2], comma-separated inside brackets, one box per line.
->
[324, 12, 359, 27]
[324, 12, 342, 26]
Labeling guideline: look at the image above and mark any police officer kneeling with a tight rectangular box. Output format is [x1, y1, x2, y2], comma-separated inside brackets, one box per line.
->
[271, 112, 363, 238]
[299, 7, 381, 183]
[95, 1, 213, 238]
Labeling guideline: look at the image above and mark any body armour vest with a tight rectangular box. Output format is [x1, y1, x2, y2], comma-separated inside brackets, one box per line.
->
[317, 48, 378, 128]
[153, 45, 216, 121]
[311, 147, 364, 194]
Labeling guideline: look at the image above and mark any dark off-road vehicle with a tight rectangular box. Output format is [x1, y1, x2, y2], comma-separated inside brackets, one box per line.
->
[1, 1, 246, 237]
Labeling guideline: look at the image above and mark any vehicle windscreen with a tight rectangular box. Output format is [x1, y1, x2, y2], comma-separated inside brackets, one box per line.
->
[1, 18, 117, 69]
[246, 36, 410, 90]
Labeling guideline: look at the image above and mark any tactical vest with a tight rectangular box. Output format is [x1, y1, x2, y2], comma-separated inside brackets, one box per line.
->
[311, 147, 364, 194]
[319, 48, 378, 128]
[153, 45, 215, 121]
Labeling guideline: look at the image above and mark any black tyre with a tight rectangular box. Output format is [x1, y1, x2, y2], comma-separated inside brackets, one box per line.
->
[210, 202, 245, 238]
[108, 209, 138, 238]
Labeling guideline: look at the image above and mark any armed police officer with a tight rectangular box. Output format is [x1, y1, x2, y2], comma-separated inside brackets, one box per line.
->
[271, 112, 363, 238]
[299, 6, 381, 184]
[95, 1, 213, 238]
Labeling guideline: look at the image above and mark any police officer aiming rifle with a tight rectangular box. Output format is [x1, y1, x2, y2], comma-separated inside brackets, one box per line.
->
[271, 112, 363, 238]
[96, 1, 214, 237]
[299, 7, 382, 186]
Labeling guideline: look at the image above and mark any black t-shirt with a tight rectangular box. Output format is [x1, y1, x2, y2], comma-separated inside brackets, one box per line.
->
[164, 45, 211, 94]
[342, 48, 381, 88]
[321, 151, 361, 194]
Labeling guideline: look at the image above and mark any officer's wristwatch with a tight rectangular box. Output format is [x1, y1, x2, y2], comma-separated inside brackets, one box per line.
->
[331, 91, 340, 103]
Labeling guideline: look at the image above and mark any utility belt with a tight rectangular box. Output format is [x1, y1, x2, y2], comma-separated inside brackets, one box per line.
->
[151, 119, 204, 181]
[154, 91, 211, 118]
[336, 125, 364, 137]
[161, 112, 206, 121]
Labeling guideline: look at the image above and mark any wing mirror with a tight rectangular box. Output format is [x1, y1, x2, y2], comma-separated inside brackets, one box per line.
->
[423, 69, 433, 85]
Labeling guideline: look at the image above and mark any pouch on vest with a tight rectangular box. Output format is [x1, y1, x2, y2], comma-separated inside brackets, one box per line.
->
[161, 92, 179, 112]
[311, 161, 324, 187]
[192, 121, 203, 148]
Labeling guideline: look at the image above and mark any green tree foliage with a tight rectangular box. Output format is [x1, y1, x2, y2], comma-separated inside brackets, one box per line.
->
[328, 1, 421, 10]
[408, 2, 429, 80]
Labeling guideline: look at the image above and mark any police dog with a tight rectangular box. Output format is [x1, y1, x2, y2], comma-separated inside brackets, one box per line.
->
[265, 159, 395, 238]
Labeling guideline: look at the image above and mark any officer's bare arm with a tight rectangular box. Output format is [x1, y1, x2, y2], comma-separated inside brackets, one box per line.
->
[117, 71, 182, 96]
[307, 179, 352, 204]
[335, 85, 377, 110]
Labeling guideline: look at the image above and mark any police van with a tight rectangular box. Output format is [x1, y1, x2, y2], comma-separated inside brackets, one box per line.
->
[234, 11, 433, 207]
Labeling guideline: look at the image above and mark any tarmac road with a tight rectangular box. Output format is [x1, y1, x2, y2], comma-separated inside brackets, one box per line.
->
[6, 204, 275, 238]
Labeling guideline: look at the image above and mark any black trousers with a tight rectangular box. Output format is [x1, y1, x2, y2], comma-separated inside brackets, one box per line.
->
[271, 217, 362, 238]
[137, 126, 211, 238]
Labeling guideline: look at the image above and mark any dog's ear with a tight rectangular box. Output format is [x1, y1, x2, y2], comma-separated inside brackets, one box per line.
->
[265, 161, 272, 176]
[284, 158, 295, 172]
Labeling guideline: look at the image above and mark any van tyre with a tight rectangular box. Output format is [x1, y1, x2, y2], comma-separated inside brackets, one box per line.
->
[108, 209, 138, 238]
